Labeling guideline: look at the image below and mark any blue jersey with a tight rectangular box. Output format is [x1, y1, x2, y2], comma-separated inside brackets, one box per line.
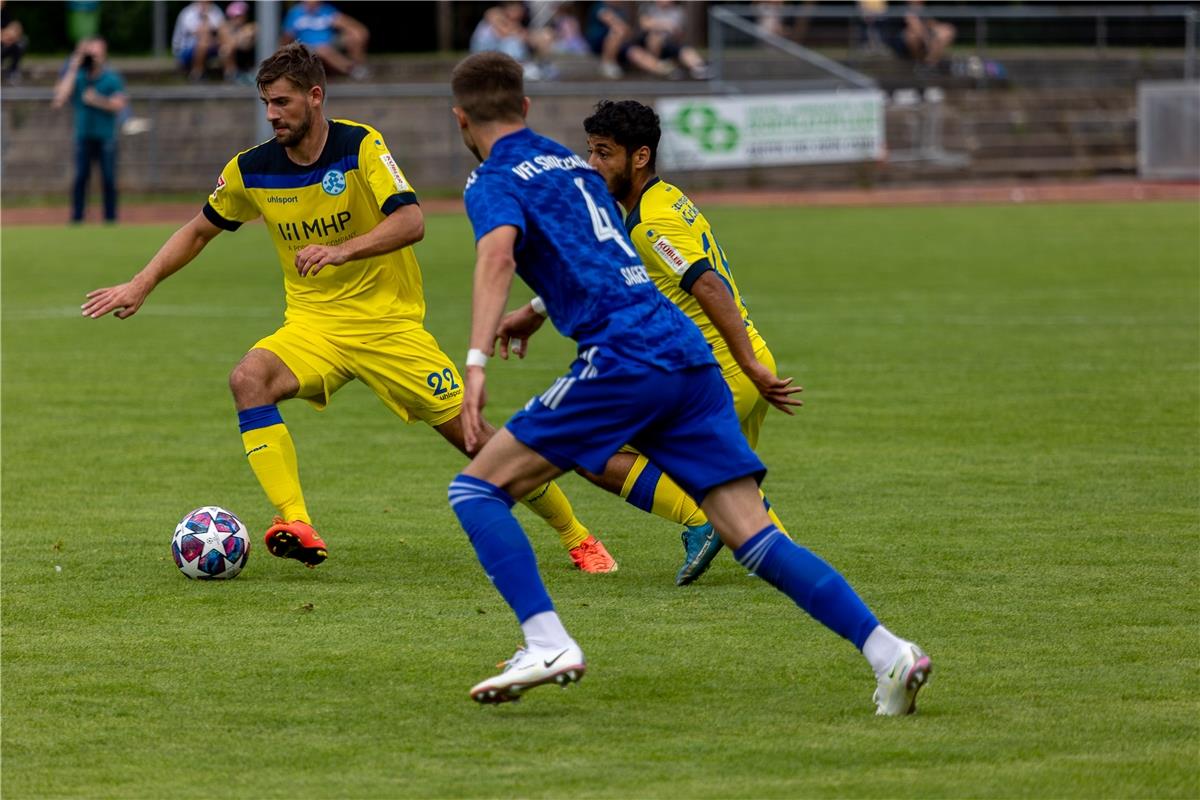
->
[463, 128, 714, 373]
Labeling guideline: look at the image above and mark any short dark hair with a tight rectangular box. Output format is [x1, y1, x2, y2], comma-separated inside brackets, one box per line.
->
[256, 43, 326, 95]
[583, 100, 661, 171]
[451, 51, 525, 124]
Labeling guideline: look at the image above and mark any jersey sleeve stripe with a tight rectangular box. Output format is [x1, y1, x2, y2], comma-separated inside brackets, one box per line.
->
[679, 257, 713, 293]
[381, 191, 419, 215]
[242, 154, 358, 190]
[202, 202, 243, 231]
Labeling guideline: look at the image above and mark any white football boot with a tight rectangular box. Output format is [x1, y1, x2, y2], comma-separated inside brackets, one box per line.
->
[873, 643, 932, 716]
[470, 642, 586, 704]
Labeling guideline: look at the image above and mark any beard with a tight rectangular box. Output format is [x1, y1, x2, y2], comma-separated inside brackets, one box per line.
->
[608, 161, 634, 201]
[275, 109, 313, 147]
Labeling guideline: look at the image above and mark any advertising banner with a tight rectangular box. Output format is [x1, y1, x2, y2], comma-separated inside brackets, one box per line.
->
[658, 91, 885, 170]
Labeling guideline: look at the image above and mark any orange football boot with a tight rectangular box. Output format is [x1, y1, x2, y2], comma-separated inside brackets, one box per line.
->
[264, 517, 328, 567]
[568, 535, 618, 573]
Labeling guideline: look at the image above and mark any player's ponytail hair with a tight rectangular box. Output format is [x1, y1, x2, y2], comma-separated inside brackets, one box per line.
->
[257, 43, 327, 96]
[584, 100, 661, 171]
[451, 52, 525, 124]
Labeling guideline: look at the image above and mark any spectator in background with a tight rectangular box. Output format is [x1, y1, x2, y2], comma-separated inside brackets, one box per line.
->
[52, 37, 127, 224]
[173, 0, 225, 81]
[637, 0, 708, 79]
[1, 0, 28, 83]
[470, 2, 544, 78]
[221, 1, 257, 83]
[281, 0, 370, 80]
[880, 0, 955, 68]
[585, 1, 672, 80]
[541, 2, 589, 56]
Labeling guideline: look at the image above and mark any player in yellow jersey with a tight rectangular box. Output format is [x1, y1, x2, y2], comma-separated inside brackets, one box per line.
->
[582, 100, 801, 583]
[498, 99, 801, 585]
[81, 43, 616, 572]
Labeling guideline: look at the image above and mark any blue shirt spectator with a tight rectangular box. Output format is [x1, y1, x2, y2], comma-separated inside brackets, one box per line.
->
[281, 1, 370, 79]
[283, 1, 338, 47]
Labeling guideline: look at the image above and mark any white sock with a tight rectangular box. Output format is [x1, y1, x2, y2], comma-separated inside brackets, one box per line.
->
[862, 624, 907, 678]
[521, 611, 573, 652]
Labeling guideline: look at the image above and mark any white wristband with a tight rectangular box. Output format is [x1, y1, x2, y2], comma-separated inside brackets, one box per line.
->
[530, 295, 548, 317]
[466, 348, 488, 369]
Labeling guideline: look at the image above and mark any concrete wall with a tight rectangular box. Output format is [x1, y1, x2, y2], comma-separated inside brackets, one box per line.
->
[1, 85, 1137, 200]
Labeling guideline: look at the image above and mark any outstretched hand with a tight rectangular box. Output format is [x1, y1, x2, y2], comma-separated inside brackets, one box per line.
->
[81, 279, 151, 319]
[744, 361, 804, 415]
[494, 304, 546, 360]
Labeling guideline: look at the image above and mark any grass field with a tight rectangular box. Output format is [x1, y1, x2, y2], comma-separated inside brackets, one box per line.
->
[2, 201, 1197, 798]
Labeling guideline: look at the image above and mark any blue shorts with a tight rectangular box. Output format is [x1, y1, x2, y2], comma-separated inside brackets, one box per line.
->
[177, 44, 220, 69]
[505, 348, 765, 504]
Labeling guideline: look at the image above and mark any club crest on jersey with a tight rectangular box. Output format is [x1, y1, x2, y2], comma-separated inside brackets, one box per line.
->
[322, 169, 347, 196]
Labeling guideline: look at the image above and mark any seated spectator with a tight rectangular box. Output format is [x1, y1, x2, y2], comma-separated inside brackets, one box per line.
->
[754, 0, 813, 43]
[1, 0, 27, 83]
[542, 2, 589, 56]
[470, 2, 540, 73]
[855, 0, 887, 52]
[281, 0, 370, 80]
[637, 0, 708, 79]
[220, 0, 256, 83]
[880, 0, 955, 68]
[172, 0, 225, 81]
[585, 1, 671, 80]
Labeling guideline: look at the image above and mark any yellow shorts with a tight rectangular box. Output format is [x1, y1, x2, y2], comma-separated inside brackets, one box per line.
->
[722, 342, 777, 450]
[252, 322, 464, 426]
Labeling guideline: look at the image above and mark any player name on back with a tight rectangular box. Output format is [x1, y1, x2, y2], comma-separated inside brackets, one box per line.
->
[510, 153, 591, 181]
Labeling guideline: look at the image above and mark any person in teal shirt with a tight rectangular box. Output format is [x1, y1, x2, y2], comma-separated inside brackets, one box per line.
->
[52, 37, 126, 223]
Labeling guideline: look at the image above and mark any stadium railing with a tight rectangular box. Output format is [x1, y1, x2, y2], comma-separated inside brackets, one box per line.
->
[706, 4, 1199, 85]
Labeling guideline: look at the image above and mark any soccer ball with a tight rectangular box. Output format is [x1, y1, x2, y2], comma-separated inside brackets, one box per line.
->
[171, 506, 251, 580]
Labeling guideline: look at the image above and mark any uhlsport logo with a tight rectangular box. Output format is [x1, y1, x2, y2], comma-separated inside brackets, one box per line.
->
[322, 169, 347, 196]
[673, 104, 739, 153]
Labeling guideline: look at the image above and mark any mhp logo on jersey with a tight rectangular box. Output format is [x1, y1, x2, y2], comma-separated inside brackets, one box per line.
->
[322, 169, 347, 196]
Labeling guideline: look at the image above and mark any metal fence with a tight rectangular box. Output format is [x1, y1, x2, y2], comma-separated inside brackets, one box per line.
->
[707, 4, 1199, 82]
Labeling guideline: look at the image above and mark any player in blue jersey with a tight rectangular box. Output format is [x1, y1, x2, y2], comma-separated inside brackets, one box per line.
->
[444, 52, 932, 715]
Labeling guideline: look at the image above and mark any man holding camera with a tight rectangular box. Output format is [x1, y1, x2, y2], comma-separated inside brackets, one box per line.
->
[53, 36, 126, 224]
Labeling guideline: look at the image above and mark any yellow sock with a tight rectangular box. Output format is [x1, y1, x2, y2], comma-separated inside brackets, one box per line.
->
[762, 490, 788, 536]
[522, 481, 590, 550]
[620, 455, 708, 528]
[241, 422, 310, 523]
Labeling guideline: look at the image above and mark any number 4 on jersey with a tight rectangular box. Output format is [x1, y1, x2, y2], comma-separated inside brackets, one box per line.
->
[574, 178, 637, 259]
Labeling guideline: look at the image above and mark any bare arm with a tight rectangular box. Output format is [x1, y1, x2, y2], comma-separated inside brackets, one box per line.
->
[461, 225, 521, 452]
[691, 270, 803, 414]
[82, 212, 223, 319]
[52, 52, 84, 109]
[294, 203, 424, 277]
[83, 88, 128, 114]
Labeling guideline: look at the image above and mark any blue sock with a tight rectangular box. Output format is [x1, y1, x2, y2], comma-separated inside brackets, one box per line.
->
[448, 474, 555, 624]
[624, 461, 660, 513]
[735, 526, 879, 649]
[237, 404, 283, 433]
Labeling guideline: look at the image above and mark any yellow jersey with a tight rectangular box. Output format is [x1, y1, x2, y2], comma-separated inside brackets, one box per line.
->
[625, 177, 765, 375]
[204, 119, 425, 333]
